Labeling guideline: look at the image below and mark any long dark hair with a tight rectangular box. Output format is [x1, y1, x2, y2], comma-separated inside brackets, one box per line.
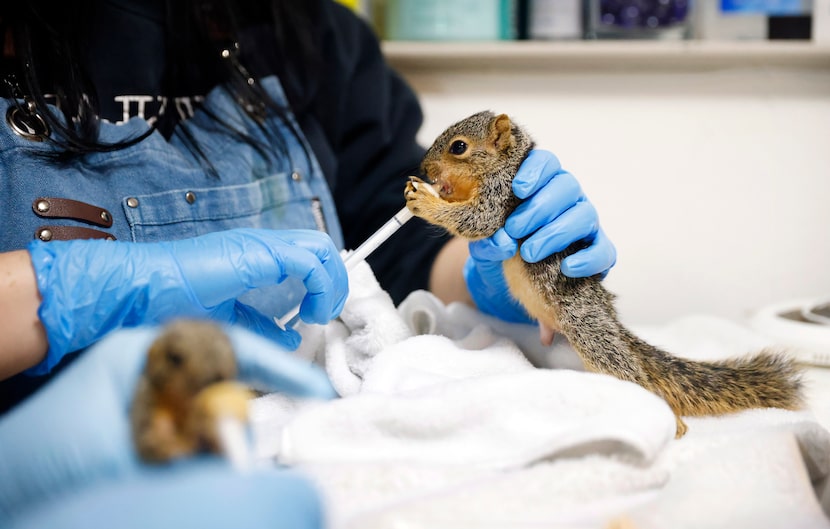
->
[1, 0, 322, 166]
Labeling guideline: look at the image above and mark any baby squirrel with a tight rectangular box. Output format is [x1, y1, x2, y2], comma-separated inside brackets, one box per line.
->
[404, 110, 803, 438]
[130, 319, 253, 463]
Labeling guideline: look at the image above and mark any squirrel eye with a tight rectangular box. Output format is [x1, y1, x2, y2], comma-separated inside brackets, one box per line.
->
[165, 349, 184, 368]
[449, 140, 467, 155]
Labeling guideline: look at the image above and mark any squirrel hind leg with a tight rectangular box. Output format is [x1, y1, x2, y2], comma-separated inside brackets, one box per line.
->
[539, 323, 556, 347]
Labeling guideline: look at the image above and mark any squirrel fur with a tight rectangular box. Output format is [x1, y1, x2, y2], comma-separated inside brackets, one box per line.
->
[130, 319, 252, 462]
[404, 110, 803, 438]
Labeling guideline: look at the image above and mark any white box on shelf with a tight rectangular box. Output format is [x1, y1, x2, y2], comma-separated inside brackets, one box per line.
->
[529, 0, 583, 40]
[694, 1, 767, 40]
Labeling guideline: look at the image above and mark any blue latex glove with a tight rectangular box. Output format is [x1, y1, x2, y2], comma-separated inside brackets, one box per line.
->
[0, 324, 337, 524]
[464, 150, 617, 323]
[27, 228, 348, 374]
[8, 462, 324, 529]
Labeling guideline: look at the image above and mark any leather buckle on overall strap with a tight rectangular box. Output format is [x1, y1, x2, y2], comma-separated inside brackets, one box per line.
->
[35, 226, 116, 242]
[32, 197, 113, 228]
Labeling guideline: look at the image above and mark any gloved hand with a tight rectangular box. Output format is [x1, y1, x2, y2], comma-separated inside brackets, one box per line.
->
[8, 462, 324, 529]
[28, 228, 348, 374]
[0, 324, 337, 524]
[464, 150, 617, 323]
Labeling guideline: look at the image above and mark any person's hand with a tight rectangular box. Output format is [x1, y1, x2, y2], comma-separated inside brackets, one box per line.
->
[464, 149, 616, 323]
[8, 462, 324, 529]
[28, 228, 348, 374]
[0, 324, 337, 524]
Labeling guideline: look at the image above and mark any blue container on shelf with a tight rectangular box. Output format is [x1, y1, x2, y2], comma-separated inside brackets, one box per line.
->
[721, 0, 810, 14]
[586, 0, 694, 39]
[385, 0, 506, 41]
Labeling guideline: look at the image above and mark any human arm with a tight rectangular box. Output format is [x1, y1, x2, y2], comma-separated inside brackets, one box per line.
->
[0, 250, 48, 379]
[4, 228, 347, 378]
[0, 324, 336, 523]
[428, 237, 473, 306]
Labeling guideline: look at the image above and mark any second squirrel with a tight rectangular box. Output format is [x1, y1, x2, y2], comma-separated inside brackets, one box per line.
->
[404, 110, 803, 438]
[130, 319, 253, 462]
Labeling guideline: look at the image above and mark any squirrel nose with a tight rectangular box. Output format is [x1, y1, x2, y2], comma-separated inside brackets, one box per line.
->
[414, 167, 430, 183]
[420, 162, 440, 185]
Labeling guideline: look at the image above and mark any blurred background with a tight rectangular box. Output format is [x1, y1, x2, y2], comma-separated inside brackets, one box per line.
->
[337, 0, 830, 334]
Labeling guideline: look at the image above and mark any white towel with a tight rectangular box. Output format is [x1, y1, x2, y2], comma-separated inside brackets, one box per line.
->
[615, 427, 830, 529]
[302, 458, 668, 529]
[280, 369, 675, 470]
[255, 259, 675, 471]
[250, 262, 830, 529]
[290, 259, 413, 396]
[333, 425, 830, 529]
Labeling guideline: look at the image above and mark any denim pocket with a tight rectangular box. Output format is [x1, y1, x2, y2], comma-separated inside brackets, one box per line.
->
[123, 173, 324, 242]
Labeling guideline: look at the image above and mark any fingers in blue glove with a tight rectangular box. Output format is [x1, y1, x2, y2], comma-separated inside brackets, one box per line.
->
[227, 326, 336, 399]
[518, 199, 597, 263]
[468, 228, 517, 263]
[465, 229, 533, 324]
[231, 302, 302, 350]
[511, 149, 563, 199]
[463, 255, 534, 325]
[276, 237, 347, 325]
[561, 228, 617, 278]
[506, 170, 584, 240]
[285, 232, 349, 310]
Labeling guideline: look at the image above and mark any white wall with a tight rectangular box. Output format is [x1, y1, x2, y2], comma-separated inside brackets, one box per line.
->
[391, 51, 830, 326]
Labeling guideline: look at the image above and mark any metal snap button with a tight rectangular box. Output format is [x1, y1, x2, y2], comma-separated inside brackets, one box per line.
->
[126, 197, 139, 208]
[37, 228, 52, 242]
[185, 191, 196, 204]
[6, 103, 50, 142]
[291, 171, 302, 182]
[101, 210, 111, 223]
[35, 199, 50, 213]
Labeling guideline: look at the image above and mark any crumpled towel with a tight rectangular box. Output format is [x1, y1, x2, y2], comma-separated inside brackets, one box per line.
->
[280, 368, 676, 470]
[250, 261, 830, 529]
[254, 260, 676, 472]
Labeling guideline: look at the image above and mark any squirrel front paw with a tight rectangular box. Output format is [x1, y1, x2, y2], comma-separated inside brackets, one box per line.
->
[404, 176, 441, 217]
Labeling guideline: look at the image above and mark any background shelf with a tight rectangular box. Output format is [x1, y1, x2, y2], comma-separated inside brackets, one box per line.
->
[382, 40, 830, 72]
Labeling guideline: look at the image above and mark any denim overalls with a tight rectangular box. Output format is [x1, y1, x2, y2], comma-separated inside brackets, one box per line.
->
[0, 76, 344, 321]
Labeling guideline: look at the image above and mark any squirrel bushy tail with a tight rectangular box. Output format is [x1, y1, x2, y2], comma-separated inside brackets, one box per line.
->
[550, 277, 803, 436]
[626, 334, 803, 416]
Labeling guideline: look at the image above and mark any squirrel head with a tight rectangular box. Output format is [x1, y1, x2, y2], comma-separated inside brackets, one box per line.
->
[420, 111, 533, 202]
[145, 320, 238, 400]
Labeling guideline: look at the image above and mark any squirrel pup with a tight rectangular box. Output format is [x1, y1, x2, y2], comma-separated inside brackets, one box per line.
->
[404, 110, 803, 437]
[131, 319, 253, 462]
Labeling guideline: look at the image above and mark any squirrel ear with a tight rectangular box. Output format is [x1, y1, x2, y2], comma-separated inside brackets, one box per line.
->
[490, 114, 514, 152]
